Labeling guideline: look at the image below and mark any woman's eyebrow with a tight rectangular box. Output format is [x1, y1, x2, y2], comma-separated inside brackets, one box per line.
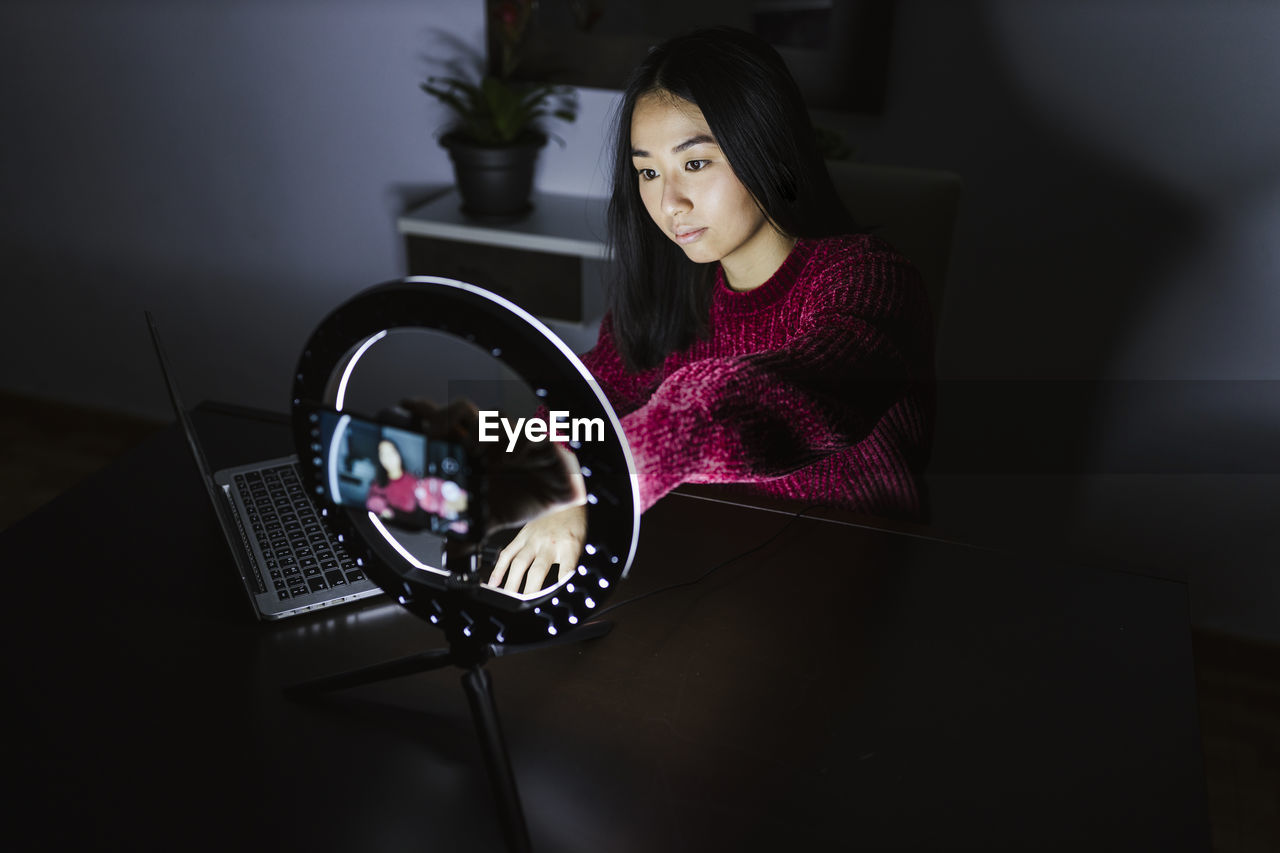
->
[630, 133, 718, 158]
[672, 133, 717, 153]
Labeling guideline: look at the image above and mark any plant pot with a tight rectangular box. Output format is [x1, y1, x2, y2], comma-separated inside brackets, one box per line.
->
[441, 131, 546, 219]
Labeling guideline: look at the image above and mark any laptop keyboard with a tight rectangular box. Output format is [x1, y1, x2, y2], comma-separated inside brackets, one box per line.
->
[234, 464, 368, 601]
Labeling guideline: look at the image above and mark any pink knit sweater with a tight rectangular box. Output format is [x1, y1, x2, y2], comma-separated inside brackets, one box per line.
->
[581, 234, 935, 519]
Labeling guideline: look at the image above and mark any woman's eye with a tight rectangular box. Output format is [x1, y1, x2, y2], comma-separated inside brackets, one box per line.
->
[637, 168, 658, 181]
[686, 159, 710, 172]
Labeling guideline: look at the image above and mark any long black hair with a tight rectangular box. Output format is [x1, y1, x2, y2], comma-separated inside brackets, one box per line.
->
[373, 438, 404, 488]
[606, 26, 858, 370]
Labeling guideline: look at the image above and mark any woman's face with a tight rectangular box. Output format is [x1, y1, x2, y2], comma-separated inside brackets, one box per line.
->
[377, 440, 402, 474]
[629, 91, 792, 288]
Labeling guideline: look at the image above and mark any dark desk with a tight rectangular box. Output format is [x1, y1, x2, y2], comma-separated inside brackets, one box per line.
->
[4, 405, 1208, 851]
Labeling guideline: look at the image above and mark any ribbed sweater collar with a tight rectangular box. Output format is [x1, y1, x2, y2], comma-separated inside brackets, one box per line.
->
[711, 238, 816, 317]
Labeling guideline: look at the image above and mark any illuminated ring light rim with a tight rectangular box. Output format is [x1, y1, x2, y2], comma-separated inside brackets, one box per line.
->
[294, 275, 640, 644]
[335, 276, 640, 581]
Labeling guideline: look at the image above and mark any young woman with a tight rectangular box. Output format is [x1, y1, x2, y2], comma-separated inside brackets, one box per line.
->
[365, 438, 418, 520]
[364, 434, 471, 532]
[490, 26, 934, 593]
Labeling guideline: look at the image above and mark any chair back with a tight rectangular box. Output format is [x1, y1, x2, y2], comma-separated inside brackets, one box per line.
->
[825, 160, 962, 331]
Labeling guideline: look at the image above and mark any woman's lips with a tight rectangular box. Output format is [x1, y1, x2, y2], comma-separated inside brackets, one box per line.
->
[673, 227, 707, 245]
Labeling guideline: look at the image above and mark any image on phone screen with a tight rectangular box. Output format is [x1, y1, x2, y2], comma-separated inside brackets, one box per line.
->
[309, 408, 473, 537]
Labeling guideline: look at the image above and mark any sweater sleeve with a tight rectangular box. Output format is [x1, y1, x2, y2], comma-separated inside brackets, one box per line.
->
[578, 311, 665, 417]
[622, 239, 928, 511]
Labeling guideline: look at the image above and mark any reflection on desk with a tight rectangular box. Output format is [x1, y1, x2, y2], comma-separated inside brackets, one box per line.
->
[1, 404, 1208, 851]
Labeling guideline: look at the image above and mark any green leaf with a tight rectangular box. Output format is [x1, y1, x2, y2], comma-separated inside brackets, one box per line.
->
[421, 85, 474, 120]
[421, 69, 577, 145]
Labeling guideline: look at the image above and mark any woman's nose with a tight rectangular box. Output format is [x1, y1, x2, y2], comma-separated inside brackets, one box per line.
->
[662, 175, 691, 216]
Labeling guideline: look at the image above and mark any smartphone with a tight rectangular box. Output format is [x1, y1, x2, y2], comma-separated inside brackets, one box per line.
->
[302, 403, 480, 538]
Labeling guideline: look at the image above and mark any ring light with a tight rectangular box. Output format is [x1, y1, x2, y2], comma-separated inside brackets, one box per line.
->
[291, 276, 639, 646]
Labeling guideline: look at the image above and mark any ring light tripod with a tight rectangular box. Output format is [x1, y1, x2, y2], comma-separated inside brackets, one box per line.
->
[284, 278, 639, 853]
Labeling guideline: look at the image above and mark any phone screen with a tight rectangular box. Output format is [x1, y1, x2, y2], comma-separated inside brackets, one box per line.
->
[305, 407, 476, 537]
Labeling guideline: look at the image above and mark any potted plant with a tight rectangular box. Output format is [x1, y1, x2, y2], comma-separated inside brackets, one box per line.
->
[421, 2, 577, 219]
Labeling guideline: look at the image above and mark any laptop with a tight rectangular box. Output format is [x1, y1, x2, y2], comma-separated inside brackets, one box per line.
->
[146, 312, 384, 619]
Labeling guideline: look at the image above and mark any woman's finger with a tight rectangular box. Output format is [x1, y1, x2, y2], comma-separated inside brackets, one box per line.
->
[556, 541, 579, 583]
[504, 551, 540, 595]
[523, 557, 556, 595]
[489, 532, 527, 587]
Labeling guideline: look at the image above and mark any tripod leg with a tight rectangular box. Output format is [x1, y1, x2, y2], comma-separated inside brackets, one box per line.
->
[461, 665, 531, 853]
[284, 648, 454, 697]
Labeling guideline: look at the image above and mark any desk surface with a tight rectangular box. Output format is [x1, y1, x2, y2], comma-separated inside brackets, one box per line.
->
[3, 405, 1208, 852]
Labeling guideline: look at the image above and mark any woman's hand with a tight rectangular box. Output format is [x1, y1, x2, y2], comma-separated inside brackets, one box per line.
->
[488, 504, 587, 595]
